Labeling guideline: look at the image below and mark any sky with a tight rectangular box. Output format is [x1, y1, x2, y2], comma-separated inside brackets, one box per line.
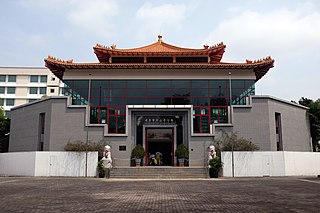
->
[0, 0, 319, 101]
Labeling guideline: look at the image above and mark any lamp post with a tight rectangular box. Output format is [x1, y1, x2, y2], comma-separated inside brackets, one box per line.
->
[85, 113, 89, 177]
[229, 72, 234, 177]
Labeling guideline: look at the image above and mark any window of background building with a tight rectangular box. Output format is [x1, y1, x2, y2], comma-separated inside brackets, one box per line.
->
[50, 88, 55, 93]
[0, 87, 5, 94]
[40, 75, 47, 83]
[0, 75, 5, 82]
[7, 87, 16, 94]
[0, 99, 4, 106]
[6, 99, 15, 106]
[39, 87, 46, 95]
[30, 75, 38, 83]
[28, 99, 38, 103]
[8, 75, 16, 82]
[51, 77, 56, 81]
[29, 87, 38, 94]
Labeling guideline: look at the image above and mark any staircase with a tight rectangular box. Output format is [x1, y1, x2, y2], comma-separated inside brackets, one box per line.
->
[110, 167, 209, 179]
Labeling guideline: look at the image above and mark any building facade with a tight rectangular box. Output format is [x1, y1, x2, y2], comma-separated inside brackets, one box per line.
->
[9, 36, 312, 167]
[0, 67, 63, 117]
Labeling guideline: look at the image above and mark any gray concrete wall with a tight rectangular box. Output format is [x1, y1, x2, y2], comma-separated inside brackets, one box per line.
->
[9, 97, 106, 152]
[9, 99, 53, 152]
[9, 95, 312, 168]
[48, 99, 104, 151]
[232, 96, 311, 151]
[265, 97, 311, 151]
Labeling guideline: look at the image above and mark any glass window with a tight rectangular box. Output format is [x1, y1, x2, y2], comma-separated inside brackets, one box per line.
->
[191, 89, 208, 97]
[146, 89, 171, 97]
[110, 80, 126, 88]
[193, 116, 200, 133]
[28, 99, 38, 103]
[109, 97, 126, 106]
[172, 88, 190, 96]
[40, 75, 47, 83]
[172, 97, 191, 105]
[147, 80, 171, 88]
[8, 75, 16, 82]
[108, 117, 117, 133]
[0, 99, 3, 106]
[6, 99, 15, 106]
[110, 89, 126, 97]
[192, 80, 208, 88]
[29, 87, 38, 94]
[91, 80, 108, 89]
[39, 87, 46, 95]
[90, 107, 99, 124]
[210, 97, 227, 106]
[232, 80, 245, 89]
[0, 75, 6, 82]
[117, 116, 126, 133]
[0, 87, 5, 94]
[127, 97, 145, 105]
[50, 88, 55, 93]
[210, 80, 227, 90]
[30, 75, 38, 83]
[127, 89, 146, 97]
[172, 80, 190, 88]
[192, 97, 209, 106]
[127, 80, 146, 88]
[100, 108, 107, 124]
[7, 87, 15, 94]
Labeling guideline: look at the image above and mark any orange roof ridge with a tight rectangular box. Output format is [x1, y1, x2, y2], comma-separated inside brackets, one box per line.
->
[46, 55, 74, 64]
[94, 41, 225, 53]
[246, 56, 273, 64]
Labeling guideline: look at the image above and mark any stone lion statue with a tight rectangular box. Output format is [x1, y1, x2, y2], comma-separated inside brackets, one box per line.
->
[101, 145, 112, 178]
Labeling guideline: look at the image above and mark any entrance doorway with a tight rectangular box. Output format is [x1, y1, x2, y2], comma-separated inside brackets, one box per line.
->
[146, 128, 173, 166]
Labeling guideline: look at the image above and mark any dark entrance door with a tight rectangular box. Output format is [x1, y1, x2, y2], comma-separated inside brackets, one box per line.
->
[146, 128, 173, 166]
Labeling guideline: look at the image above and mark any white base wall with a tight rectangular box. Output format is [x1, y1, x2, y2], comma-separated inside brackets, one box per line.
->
[0, 151, 98, 177]
[222, 151, 320, 177]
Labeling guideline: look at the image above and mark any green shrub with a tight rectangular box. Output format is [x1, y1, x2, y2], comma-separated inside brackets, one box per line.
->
[64, 140, 108, 159]
[208, 157, 223, 170]
[174, 144, 189, 159]
[214, 132, 259, 152]
[131, 144, 146, 159]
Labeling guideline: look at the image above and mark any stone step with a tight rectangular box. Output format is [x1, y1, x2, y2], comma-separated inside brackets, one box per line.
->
[110, 167, 209, 179]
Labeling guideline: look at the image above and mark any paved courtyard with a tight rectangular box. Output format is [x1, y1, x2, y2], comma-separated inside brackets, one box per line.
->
[0, 177, 319, 212]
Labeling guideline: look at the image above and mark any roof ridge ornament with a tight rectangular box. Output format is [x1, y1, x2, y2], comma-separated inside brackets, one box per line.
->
[158, 34, 162, 43]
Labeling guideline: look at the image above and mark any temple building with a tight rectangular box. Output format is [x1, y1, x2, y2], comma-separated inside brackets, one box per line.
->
[8, 36, 312, 167]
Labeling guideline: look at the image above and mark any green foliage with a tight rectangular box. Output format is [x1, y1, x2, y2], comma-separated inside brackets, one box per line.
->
[131, 144, 146, 159]
[174, 144, 189, 158]
[208, 157, 223, 170]
[97, 160, 106, 174]
[299, 97, 320, 151]
[0, 106, 10, 153]
[214, 132, 259, 153]
[64, 140, 108, 159]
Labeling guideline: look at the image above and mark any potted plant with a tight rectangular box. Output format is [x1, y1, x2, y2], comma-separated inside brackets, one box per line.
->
[97, 160, 106, 178]
[208, 157, 223, 178]
[131, 144, 146, 167]
[175, 144, 189, 167]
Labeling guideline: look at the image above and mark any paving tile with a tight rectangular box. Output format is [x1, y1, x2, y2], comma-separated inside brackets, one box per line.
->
[0, 177, 319, 212]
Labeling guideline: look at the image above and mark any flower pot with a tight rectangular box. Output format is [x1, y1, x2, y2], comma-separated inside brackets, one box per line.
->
[209, 168, 218, 178]
[98, 171, 105, 178]
[178, 158, 185, 167]
[135, 158, 141, 167]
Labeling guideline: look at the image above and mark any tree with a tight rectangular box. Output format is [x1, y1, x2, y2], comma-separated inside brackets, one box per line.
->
[298, 97, 320, 151]
[213, 131, 259, 156]
[0, 107, 10, 152]
[64, 140, 109, 159]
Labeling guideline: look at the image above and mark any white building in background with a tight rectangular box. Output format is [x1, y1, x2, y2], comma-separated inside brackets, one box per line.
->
[0, 67, 64, 117]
